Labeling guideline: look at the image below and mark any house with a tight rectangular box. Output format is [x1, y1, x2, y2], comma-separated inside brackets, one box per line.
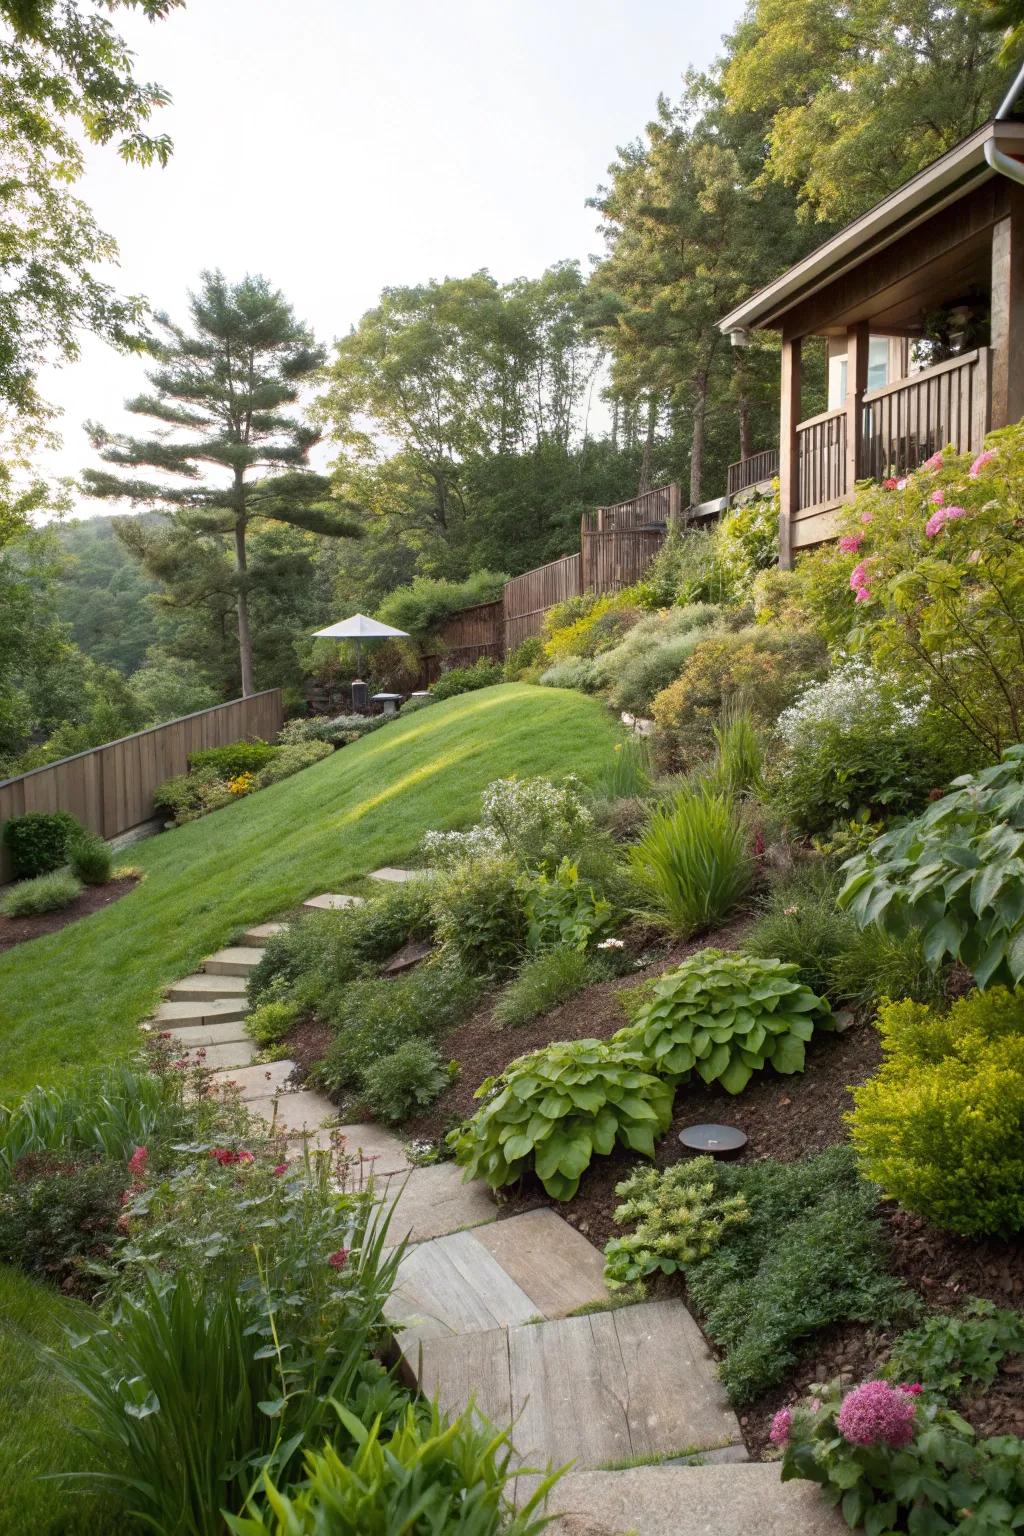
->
[717, 67, 1024, 566]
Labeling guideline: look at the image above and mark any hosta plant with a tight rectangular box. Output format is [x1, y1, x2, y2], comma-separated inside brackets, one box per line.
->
[614, 950, 833, 1094]
[448, 1038, 674, 1201]
[837, 745, 1024, 989]
[603, 1157, 749, 1289]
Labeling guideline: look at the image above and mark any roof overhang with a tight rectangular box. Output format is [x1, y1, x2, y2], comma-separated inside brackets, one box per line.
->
[718, 119, 1024, 336]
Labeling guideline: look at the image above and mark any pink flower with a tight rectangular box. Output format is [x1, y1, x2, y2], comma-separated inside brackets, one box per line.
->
[925, 505, 968, 538]
[210, 1147, 236, 1165]
[922, 451, 943, 472]
[769, 1408, 792, 1447]
[839, 535, 862, 553]
[883, 478, 898, 492]
[836, 1381, 918, 1450]
[273, 1162, 288, 1177]
[860, 510, 874, 525]
[929, 489, 945, 506]
[854, 588, 872, 603]
[849, 560, 870, 593]
[328, 1248, 350, 1270]
[969, 450, 995, 478]
[127, 1146, 149, 1176]
[236, 1150, 255, 1164]
[895, 477, 908, 491]
[899, 1383, 924, 1396]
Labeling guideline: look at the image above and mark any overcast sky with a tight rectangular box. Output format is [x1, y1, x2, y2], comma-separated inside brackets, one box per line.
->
[42, 0, 745, 499]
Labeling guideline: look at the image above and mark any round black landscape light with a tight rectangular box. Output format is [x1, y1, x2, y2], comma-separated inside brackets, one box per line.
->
[678, 1123, 748, 1158]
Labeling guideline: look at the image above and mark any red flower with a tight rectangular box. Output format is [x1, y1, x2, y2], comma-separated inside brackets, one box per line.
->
[236, 1150, 254, 1164]
[328, 1248, 350, 1270]
[209, 1147, 236, 1165]
[273, 1162, 288, 1176]
[127, 1146, 149, 1176]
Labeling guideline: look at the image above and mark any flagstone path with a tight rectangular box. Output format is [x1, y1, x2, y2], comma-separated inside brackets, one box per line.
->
[149, 898, 844, 1536]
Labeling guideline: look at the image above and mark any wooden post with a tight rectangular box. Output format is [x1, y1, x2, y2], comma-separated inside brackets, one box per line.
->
[991, 183, 1024, 429]
[845, 320, 870, 492]
[778, 335, 802, 570]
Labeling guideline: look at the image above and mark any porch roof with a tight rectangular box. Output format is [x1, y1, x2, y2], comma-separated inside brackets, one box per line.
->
[718, 119, 1024, 337]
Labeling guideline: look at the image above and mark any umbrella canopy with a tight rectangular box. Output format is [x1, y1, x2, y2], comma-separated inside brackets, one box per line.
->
[312, 613, 409, 640]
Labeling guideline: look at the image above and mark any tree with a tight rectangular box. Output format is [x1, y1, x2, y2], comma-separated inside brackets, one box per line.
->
[83, 272, 361, 696]
[722, 0, 1012, 225]
[0, 0, 178, 418]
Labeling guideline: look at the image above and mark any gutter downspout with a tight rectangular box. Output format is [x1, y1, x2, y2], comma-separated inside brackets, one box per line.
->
[988, 58, 1024, 182]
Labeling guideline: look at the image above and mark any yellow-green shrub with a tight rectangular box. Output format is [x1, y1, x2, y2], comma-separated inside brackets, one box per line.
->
[849, 989, 1024, 1235]
[542, 589, 642, 663]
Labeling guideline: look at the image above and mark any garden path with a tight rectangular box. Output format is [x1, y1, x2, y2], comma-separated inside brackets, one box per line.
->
[151, 908, 844, 1536]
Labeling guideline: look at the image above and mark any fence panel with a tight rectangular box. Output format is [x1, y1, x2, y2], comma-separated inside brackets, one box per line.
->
[580, 484, 682, 533]
[422, 600, 505, 684]
[580, 528, 666, 594]
[503, 554, 582, 650]
[0, 689, 283, 883]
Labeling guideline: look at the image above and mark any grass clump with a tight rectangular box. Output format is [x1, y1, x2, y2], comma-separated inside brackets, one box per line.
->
[493, 947, 592, 1028]
[66, 832, 113, 886]
[1, 870, 82, 917]
[627, 788, 751, 936]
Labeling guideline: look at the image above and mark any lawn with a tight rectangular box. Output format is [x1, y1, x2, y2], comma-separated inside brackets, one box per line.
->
[0, 685, 619, 1099]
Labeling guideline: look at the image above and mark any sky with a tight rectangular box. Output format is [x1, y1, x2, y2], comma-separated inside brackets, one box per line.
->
[41, 0, 746, 498]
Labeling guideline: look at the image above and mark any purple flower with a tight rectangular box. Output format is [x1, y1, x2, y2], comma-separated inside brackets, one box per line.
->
[925, 505, 968, 538]
[769, 1408, 792, 1446]
[836, 1381, 918, 1449]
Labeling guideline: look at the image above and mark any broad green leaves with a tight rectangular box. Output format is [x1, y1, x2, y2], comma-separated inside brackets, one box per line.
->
[838, 746, 1024, 990]
[613, 949, 833, 1093]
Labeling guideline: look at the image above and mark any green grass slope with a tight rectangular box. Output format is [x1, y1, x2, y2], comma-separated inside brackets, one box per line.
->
[0, 685, 618, 1098]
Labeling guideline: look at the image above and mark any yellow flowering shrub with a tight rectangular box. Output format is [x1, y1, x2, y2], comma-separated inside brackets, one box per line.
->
[227, 772, 256, 797]
[849, 989, 1024, 1235]
[542, 589, 643, 662]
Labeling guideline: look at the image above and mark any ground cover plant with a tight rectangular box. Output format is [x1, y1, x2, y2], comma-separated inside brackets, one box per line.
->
[602, 1156, 749, 1289]
[1, 868, 82, 916]
[883, 1299, 1024, 1401]
[0, 686, 620, 1100]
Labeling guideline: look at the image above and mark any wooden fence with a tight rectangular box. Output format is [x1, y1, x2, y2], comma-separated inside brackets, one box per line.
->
[503, 553, 582, 650]
[423, 600, 505, 684]
[580, 528, 666, 594]
[581, 484, 682, 533]
[0, 689, 283, 883]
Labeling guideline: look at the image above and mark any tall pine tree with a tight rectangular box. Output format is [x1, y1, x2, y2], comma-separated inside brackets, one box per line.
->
[83, 271, 360, 695]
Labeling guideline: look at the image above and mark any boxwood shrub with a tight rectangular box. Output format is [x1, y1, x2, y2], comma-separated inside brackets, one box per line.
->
[2, 810, 84, 878]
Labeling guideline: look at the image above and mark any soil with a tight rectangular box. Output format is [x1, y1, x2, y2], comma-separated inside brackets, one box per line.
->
[0, 874, 140, 953]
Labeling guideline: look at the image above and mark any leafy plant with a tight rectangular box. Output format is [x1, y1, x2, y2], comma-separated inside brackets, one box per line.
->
[849, 988, 1024, 1236]
[602, 1157, 749, 1289]
[187, 740, 277, 778]
[503, 634, 544, 680]
[361, 1040, 450, 1124]
[614, 950, 833, 1093]
[1, 869, 82, 917]
[884, 1299, 1024, 1400]
[837, 745, 1024, 989]
[66, 831, 113, 886]
[253, 740, 332, 787]
[449, 1037, 674, 1201]
[226, 1399, 561, 1536]
[492, 947, 592, 1028]
[431, 659, 503, 700]
[2, 810, 84, 878]
[431, 854, 527, 976]
[591, 734, 651, 800]
[521, 858, 614, 952]
[0, 1155, 126, 1290]
[707, 706, 764, 797]
[627, 788, 752, 937]
[246, 1000, 300, 1049]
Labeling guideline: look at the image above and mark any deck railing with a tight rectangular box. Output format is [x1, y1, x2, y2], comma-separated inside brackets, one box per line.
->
[858, 347, 990, 481]
[726, 448, 779, 496]
[796, 408, 847, 512]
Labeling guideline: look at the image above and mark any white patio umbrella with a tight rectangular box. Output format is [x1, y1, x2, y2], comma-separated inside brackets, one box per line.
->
[312, 613, 410, 677]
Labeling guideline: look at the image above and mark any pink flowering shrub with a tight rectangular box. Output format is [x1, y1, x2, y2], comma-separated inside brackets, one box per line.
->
[835, 1379, 917, 1448]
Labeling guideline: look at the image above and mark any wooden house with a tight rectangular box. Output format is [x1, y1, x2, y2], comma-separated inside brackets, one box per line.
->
[718, 77, 1024, 566]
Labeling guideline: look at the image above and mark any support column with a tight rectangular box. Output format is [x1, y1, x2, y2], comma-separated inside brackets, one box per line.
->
[845, 320, 870, 493]
[990, 182, 1024, 429]
[778, 335, 801, 570]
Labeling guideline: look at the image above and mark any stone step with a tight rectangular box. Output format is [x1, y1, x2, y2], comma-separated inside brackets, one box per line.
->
[211, 1058, 296, 1100]
[243, 921, 289, 944]
[169, 1040, 257, 1070]
[202, 946, 264, 976]
[303, 892, 365, 911]
[166, 973, 248, 1001]
[387, 1210, 609, 1352]
[414, 1300, 743, 1473]
[369, 867, 431, 884]
[383, 1161, 496, 1247]
[156, 1018, 251, 1048]
[152, 997, 248, 1028]
[246, 1088, 337, 1134]
[537, 1464, 846, 1534]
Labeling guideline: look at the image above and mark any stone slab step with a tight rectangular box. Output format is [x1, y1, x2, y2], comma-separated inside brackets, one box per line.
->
[369, 867, 432, 883]
[170, 1040, 257, 1070]
[381, 939, 433, 975]
[243, 921, 289, 944]
[383, 1161, 496, 1247]
[388, 1210, 609, 1353]
[166, 973, 248, 1001]
[152, 997, 248, 1027]
[416, 1300, 742, 1472]
[537, 1464, 846, 1534]
[245, 1088, 337, 1134]
[211, 1058, 295, 1099]
[156, 1019, 251, 1048]
[303, 892, 365, 911]
[202, 946, 264, 975]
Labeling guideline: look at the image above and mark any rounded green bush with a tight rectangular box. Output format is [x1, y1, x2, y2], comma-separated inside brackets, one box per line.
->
[67, 832, 113, 886]
[2, 810, 84, 879]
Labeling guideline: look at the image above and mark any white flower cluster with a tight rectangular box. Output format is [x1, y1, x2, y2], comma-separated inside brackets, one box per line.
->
[421, 774, 592, 868]
[775, 659, 928, 749]
[421, 823, 503, 868]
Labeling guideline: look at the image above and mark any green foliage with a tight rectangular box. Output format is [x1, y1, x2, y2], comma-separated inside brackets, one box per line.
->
[707, 706, 764, 797]
[850, 989, 1024, 1236]
[66, 830, 113, 886]
[431, 658, 504, 700]
[1, 868, 82, 916]
[503, 635, 543, 680]
[278, 713, 389, 746]
[376, 570, 508, 640]
[615, 949, 833, 1094]
[188, 740, 277, 778]
[627, 788, 752, 936]
[884, 1299, 1024, 1400]
[522, 858, 614, 952]
[431, 854, 527, 976]
[450, 1037, 674, 1200]
[542, 591, 641, 662]
[602, 1157, 749, 1289]
[633, 523, 724, 607]
[538, 656, 600, 692]
[592, 605, 721, 717]
[837, 745, 1024, 990]
[361, 1039, 450, 1124]
[246, 1000, 300, 1049]
[778, 1382, 1024, 1536]
[0, 1155, 125, 1290]
[714, 494, 779, 595]
[2, 809, 83, 878]
[254, 740, 333, 787]
[686, 1147, 912, 1403]
[591, 734, 651, 800]
[492, 947, 592, 1028]
[225, 1399, 560, 1536]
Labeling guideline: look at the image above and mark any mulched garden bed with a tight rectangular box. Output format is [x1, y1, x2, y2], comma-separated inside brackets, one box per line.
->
[0, 874, 140, 953]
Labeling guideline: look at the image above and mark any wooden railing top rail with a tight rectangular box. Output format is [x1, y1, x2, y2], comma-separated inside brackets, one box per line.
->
[796, 405, 846, 433]
[862, 348, 985, 406]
